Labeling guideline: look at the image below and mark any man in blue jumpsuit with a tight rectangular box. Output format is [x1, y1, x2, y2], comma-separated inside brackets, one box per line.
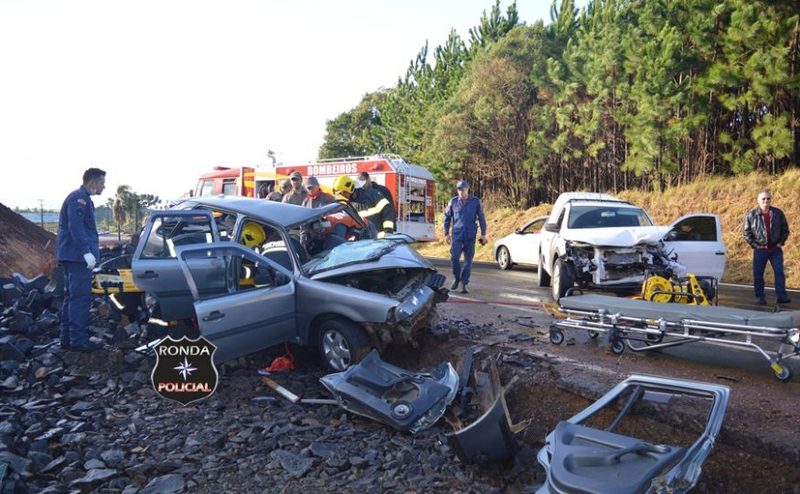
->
[444, 180, 487, 294]
[57, 168, 106, 352]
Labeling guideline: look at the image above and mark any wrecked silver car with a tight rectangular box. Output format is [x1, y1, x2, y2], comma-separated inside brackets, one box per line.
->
[320, 350, 458, 433]
[536, 374, 729, 494]
[130, 197, 447, 370]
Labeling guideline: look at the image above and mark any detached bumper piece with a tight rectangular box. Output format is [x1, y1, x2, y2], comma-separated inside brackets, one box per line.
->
[320, 349, 458, 434]
[447, 352, 528, 464]
[536, 375, 729, 494]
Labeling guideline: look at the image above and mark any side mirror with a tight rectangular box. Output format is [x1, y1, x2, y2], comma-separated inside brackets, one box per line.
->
[665, 229, 680, 241]
[544, 222, 559, 233]
[515, 228, 523, 234]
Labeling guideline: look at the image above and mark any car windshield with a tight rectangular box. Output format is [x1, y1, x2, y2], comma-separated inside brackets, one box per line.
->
[306, 240, 401, 275]
[568, 206, 653, 229]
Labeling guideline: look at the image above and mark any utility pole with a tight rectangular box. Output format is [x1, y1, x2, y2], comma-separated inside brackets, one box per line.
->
[38, 199, 44, 229]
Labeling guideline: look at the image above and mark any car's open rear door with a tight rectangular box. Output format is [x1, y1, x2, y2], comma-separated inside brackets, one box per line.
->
[132, 210, 219, 320]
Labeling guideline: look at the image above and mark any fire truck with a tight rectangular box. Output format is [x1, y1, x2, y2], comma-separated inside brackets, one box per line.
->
[193, 155, 437, 241]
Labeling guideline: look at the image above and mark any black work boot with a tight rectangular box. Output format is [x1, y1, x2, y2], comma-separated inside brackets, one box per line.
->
[460, 282, 469, 294]
[450, 278, 460, 290]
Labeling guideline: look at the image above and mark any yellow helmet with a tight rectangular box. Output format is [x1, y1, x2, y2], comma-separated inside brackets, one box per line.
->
[241, 222, 266, 248]
[333, 175, 356, 196]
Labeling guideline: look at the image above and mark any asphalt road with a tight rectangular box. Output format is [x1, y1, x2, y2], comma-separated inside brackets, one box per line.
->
[430, 258, 800, 380]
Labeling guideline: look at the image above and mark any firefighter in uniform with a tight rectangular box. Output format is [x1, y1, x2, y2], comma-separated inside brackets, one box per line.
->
[444, 180, 487, 294]
[333, 175, 396, 238]
[358, 171, 395, 206]
[56, 168, 106, 352]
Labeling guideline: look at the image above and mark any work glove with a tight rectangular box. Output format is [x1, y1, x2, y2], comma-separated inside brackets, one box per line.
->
[83, 252, 97, 270]
[478, 236, 487, 246]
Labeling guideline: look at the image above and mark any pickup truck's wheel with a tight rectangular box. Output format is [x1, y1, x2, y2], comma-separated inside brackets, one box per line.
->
[537, 251, 551, 287]
[496, 246, 513, 270]
[552, 258, 574, 302]
[319, 319, 371, 371]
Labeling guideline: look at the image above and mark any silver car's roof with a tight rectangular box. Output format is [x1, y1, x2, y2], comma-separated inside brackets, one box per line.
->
[178, 196, 344, 227]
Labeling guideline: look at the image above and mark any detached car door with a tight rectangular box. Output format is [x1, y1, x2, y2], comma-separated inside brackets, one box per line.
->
[663, 214, 727, 280]
[132, 210, 219, 320]
[177, 243, 297, 364]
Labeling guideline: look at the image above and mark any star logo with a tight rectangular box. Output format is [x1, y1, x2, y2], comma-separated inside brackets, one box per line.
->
[174, 357, 197, 380]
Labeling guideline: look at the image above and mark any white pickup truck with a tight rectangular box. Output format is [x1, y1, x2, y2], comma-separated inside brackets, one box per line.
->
[537, 192, 727, 301]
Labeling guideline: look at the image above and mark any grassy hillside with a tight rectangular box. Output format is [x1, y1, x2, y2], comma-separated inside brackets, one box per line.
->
[415, 169, 800, 288]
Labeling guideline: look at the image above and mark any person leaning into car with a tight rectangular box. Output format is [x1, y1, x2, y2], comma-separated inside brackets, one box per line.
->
[743, 190, 790, 305]
[444, 180, 487, 294]
[56, 167, 106, 353]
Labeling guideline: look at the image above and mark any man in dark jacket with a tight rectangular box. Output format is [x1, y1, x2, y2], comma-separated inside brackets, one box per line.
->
[743, 190, 790, 304]
[444, 180, 487, 294]
[302, 176, 335, 208]
[56, 168, 106, 352]
[358, 171, 394, 206]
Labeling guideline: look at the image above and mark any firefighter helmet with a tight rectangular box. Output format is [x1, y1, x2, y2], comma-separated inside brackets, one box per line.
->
[333, 175, 356, 196]
[241, 222, 266, 248]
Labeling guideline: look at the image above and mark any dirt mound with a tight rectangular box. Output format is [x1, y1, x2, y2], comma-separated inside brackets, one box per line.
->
[0, 202, 57, 278]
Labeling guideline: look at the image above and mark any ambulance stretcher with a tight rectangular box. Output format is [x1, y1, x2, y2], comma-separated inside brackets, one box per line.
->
[549, 294, 800, 382]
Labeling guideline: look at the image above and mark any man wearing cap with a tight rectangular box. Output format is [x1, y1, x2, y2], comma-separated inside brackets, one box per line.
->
[282, 171, 308, 205]
[302, 176, 335, 208]
[444, 180, 487, 293]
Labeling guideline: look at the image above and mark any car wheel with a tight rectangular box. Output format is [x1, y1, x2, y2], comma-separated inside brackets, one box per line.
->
[537, 251, 551, 287]
[551, 258, 574, 302]
[496, 246, 513, 270]
[318, 319, 372, 371]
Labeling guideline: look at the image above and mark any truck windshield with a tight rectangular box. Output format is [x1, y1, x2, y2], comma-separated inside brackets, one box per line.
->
[568, 206, 653, 229]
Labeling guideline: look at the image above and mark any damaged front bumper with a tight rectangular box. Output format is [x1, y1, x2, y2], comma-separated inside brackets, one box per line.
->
[320, 349, 458, 434]
[367, 281, 448, 349]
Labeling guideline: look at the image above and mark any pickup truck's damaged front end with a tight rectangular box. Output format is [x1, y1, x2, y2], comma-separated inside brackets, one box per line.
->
[565, 241, 659, 288]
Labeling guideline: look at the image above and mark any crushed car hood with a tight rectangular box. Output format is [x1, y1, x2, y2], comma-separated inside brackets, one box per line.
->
[308, 241, 434, 279]
[564, 226, 670, 247]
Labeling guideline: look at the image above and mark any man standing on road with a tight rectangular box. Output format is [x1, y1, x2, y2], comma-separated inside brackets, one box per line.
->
[444, 180, 487, 294]
[56, 167, 106, 352]
[282, 171, 308, 205]
[743, 189, 790, 305]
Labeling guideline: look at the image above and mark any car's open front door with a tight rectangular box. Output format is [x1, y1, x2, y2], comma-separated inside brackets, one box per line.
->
[177, 243, 297, 364]
[132, 210, 219, 320]
[663, 214, 727, 280]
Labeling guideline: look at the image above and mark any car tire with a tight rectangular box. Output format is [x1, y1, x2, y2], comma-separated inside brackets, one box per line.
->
[537, 251, 551, 287]
[318, 318, 372, 371]
[496, 246, 513, 270]
[551, 258, 574, 302]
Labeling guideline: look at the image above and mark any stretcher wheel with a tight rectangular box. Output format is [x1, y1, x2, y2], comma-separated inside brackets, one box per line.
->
[611, 339, 626, 355]
[550, 330, 565, 345]
[588, 330, 600, 339]
[774, 365, 792, 383]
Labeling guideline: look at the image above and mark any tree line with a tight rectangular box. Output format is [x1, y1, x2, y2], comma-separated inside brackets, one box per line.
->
[319, 0, 799, 207]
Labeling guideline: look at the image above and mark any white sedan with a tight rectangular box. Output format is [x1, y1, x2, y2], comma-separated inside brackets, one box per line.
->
[493, 215, 548, 270]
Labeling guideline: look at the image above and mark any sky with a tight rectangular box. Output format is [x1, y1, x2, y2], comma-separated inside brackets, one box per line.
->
[0, 0, 572, 210]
